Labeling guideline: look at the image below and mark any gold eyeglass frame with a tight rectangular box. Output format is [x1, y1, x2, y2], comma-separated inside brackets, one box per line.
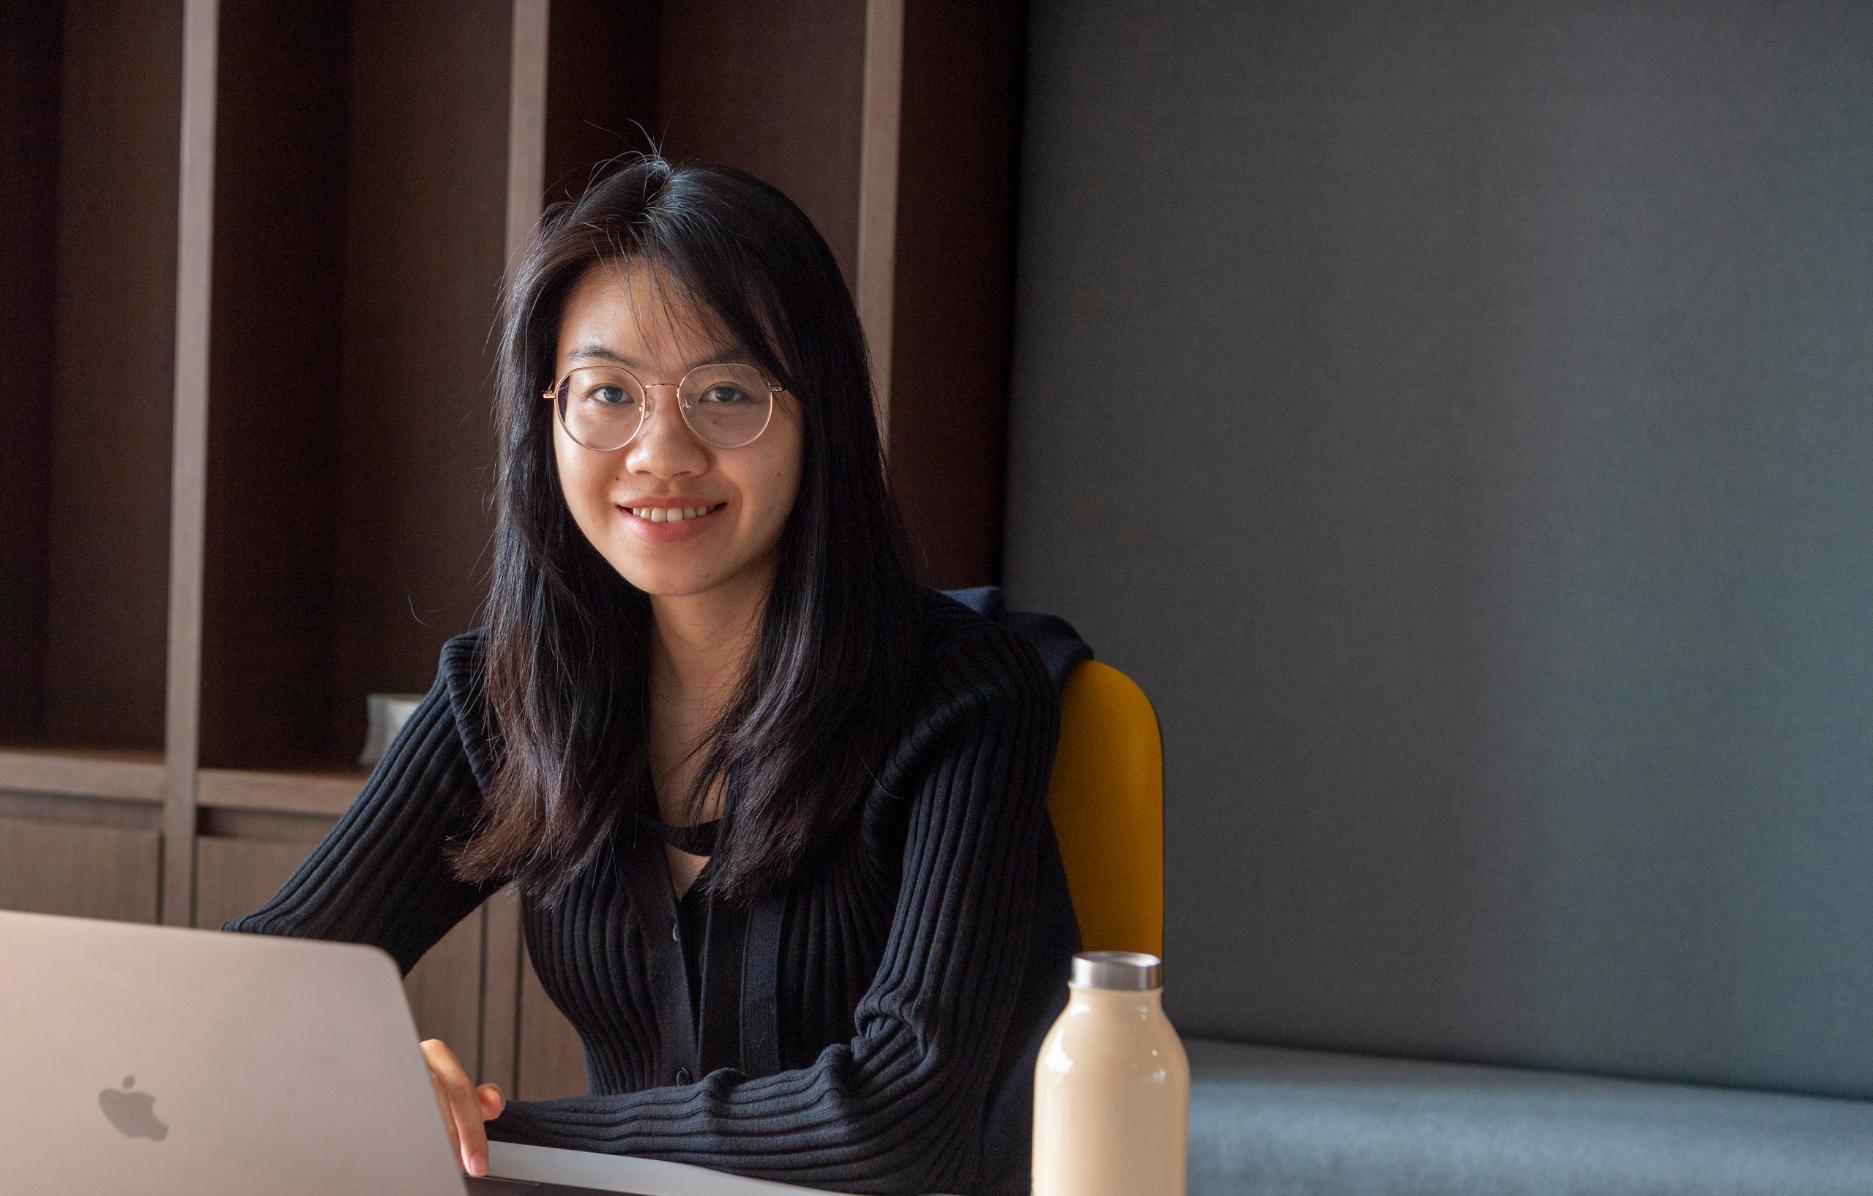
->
[542, 362, 786, 452]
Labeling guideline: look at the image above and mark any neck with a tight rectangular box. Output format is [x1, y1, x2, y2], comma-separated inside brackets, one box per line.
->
[646, 559, 773, 717]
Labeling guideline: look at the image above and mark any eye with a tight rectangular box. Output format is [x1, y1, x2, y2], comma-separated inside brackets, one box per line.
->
[583, 384, 637, 407]
[697, 384, 752, 405]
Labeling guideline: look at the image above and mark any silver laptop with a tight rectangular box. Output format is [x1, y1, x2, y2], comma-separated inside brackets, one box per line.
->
[0, 908, 645, 1195]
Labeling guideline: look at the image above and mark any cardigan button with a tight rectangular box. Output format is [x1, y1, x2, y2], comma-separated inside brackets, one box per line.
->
[671, 920, 679, 943]
[675, 1067, 692, 1084]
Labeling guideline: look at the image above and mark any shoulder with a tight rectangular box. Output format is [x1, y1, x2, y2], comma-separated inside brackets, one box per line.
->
[439, 624, 488, 678]
[851, 591, 1066, 850]
[435, 625, 498, 791]
[439, 624, 488, 682]
[911, 586, 1055, 710]
[871, 588, 1060, 783]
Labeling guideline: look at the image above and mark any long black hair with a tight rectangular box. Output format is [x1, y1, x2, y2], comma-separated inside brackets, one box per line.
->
[448, 152, 925, 909]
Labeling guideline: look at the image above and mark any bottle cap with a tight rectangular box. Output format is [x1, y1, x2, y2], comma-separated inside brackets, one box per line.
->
[1070, 951, 1163, 991]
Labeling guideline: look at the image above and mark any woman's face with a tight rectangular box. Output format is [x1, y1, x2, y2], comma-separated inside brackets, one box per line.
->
[550, 261, 803, 607]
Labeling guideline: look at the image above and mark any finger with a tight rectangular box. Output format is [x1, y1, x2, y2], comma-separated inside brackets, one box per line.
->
[441, 1070, 486, 1174]
[478, 1082, 505, 1119]
[422, 1041, 488, 1176]
[428, 1068, 461, 1158]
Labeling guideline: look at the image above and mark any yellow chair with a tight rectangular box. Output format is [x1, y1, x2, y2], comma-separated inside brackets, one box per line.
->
[1045, 660, 1164, 957]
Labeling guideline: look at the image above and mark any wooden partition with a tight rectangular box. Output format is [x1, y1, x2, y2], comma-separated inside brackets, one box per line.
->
[2, 0, 1026, 1103]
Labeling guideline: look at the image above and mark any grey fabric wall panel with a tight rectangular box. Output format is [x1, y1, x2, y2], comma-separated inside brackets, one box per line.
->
[1002, 1, 1873, 1098]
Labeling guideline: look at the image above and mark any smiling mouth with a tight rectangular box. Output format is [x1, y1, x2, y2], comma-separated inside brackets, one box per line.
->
[620, 502, 727, 524]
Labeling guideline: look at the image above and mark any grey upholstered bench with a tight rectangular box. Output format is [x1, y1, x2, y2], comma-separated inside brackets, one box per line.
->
[1187, 1038, 1873, 1195]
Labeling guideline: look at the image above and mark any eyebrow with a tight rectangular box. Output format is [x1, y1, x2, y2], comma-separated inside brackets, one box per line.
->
[566, 342, 749, 371]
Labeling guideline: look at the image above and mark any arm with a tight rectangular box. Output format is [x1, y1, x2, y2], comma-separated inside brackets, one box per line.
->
[220, 640, 499, 977]
[487, 628, 1062, 1195]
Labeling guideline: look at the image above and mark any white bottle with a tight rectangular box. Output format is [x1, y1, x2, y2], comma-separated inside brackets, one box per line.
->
[1032, 951, 1190, 1196]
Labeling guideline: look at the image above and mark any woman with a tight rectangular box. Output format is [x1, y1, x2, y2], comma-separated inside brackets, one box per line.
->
[224, 153, 1086, 1196]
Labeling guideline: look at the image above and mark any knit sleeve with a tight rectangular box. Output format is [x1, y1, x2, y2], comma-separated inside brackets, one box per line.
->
[219, 634, 501, 978]
[486, 627, 1062, 1195]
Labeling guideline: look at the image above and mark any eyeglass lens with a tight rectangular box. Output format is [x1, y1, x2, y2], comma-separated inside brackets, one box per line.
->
[555, 363, 773, 450]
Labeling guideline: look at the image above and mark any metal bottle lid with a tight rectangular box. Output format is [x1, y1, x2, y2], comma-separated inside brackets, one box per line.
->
[1070, 950, 1163, 991]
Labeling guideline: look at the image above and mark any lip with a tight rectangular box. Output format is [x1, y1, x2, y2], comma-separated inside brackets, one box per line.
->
[617, 500, 727, 543]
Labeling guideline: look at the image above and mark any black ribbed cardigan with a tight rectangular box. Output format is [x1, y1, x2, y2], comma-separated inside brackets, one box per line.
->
[222, 586, 1090, 1195]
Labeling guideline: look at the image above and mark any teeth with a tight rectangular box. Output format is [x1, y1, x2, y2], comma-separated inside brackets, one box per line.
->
[632, 504, 716, 523]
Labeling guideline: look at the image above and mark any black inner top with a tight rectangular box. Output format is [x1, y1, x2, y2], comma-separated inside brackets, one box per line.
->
[636, 812, 721, 858]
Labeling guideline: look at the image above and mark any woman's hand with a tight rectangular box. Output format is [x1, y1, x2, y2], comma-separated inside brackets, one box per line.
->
[420, 1037, 505, 1177]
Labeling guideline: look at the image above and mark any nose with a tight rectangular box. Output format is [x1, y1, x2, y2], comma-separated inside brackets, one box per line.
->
[623, 382, 709, 477]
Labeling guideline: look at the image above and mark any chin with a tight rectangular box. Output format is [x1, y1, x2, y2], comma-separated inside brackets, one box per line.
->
[610, 559, 728, 598]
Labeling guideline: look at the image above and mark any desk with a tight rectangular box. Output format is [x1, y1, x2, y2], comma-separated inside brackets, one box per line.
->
[488, 1142, 962, 1195]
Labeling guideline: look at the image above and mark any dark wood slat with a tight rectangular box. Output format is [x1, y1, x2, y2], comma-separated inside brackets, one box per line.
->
[45, 0, 182, 750]
[881, 0, 1024, 588]
[540, 0, 656, 208]
[324, 0, 511, 766]
[196, 0, 348, 773]
[0, 2, 60, 739]
[654, 0, 868, 287]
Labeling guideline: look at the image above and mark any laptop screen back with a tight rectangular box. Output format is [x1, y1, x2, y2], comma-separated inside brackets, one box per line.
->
[0, 908, 466, 1195]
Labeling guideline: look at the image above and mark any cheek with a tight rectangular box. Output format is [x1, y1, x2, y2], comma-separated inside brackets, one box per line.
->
[552, 434, 609, 520]
[760, 440, 803, 530]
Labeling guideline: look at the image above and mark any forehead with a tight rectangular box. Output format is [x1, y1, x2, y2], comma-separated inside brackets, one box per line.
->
[556, 260, 736, 363]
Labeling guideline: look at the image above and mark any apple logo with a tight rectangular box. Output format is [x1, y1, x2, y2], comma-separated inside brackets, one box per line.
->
[98, 1075, 168, 1141]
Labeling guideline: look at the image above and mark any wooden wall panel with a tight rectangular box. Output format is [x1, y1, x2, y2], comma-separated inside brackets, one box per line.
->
[191, 833, 313, 930]
[540, 0, 657, 209]
[655, 0, 868, 288]
[196, 0, 349, 770]
[0, 2, 59, 738]
[535, 0, 868, 288]
[326, 0, 512, 766]
[0, 816, 161, 922]
[884, 0, 1024, 588]
[43, 0, 182, 747]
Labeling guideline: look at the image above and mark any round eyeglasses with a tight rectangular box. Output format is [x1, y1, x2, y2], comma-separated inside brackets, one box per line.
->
[542, 362, 784, 451]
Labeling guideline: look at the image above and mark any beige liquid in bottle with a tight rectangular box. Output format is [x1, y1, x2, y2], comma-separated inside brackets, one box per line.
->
[1032, 951, 1190, 1196]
